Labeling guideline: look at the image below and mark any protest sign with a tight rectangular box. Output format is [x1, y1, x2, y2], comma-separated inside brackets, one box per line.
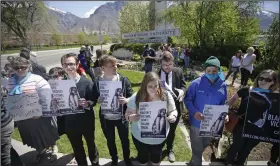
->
[48, 80, 84, 116]
[243, 91, 280, 143]
[139, 101, 167, 138]
[199, 105, 229, 138]
[7, 93, 42, 121]
[99, 81, 122, 114]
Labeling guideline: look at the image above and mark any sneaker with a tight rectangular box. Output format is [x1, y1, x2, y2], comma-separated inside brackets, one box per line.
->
[168, 150, 175, 163]
[268, 161, 277, 166]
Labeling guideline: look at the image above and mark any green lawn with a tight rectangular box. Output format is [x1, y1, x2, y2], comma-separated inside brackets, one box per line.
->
[1, 45, 81, 54]
[11, 69, 191, 161]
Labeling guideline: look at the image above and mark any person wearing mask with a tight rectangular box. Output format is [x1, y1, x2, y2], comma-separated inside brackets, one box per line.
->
[78, 46, 95, 81]
[240, 47, 256, 87]
[225, 50, 242, 86]
[125, 72, 178, 166]
[226, 69, 279, 166]
[157, 51, 187, 162]
[141, 44, 156, 73]
[94, 55, 133, 166]
[184, 56, 228, 166]
[6, 57, 59, 163]
[19, 48, 49, 81]
[61, 53, 99, 166]
[93, 49, 103, 77]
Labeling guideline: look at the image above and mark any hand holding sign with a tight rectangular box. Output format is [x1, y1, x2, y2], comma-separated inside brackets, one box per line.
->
[167, 114, 176, 123]
[224, 115, 229, 123]
[118, 96, 128, 104]
[194, 112, 204, 121]
[78, 98, 89, 108]
[128, 114, 140, 122]
[98, 96, 105, 103]
[174, 88, 184, 102]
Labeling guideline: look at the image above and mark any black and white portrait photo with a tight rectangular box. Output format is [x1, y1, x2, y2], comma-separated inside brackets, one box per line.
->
[152, 108, 167, 136]
[69, 86, 79, 110]
[210, 112, 227, 137]
[110, 88, 123, 113]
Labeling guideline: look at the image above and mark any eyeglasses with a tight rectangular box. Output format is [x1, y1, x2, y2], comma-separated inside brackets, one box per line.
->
[63, 63, 76, 67]
[13, 66, 27, 71]
[258, 77, 273, 82]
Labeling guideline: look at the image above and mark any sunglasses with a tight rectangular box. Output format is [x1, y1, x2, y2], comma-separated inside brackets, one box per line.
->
[258, 77, 273, 82]
[13, 66, 28, 71]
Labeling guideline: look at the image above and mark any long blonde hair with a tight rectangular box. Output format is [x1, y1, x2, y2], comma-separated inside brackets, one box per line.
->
[135, 72, 166, 110]
[253, 69, 279, 92]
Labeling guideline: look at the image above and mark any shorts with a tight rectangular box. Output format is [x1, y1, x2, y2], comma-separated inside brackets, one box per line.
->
[132, 136, 162, 164]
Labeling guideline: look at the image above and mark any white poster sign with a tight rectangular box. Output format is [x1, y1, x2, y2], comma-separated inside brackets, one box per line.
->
[99, 81, 122, 114]
[139, 101, 167, 138]
[7, 93, 43, 121]
[127, 37, 168, 43]
[48, 80, 84, 116]
[199, 105, 229, 138]
[122, 28, 181, 39]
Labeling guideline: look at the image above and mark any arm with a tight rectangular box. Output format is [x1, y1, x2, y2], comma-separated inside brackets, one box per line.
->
[184, 82, 198, 117]
[124, 78, 133, 98]
[85, 81, 99, 108]
[243, 55, 256, 67]
[36, 77, 53, 117]
[220, 85, 227, 105]
[227, 93, 239, 107]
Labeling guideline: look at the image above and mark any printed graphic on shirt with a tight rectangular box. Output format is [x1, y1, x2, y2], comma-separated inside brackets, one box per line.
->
[99, 81, 123, 114]
[139, 101, 167, 138]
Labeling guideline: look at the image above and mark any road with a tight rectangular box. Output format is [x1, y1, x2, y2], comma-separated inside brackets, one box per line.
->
[1, 44, 112, 71]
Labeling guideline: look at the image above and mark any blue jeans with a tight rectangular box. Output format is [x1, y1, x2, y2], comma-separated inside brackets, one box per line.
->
[173, 53, 179, 65]
[144, 62, 153, 73]
[184, 56, 190, 68]
[189, 126, 212, 166]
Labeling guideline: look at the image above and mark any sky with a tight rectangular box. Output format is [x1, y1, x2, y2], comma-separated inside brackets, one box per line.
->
[46, 1, 279, 18]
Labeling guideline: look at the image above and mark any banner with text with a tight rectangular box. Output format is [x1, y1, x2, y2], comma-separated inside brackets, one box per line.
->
[48, 80, 84, 116]
[6, 93, 42, 121]
[199, 105, 229, 138]
[122, 28, 181, 39]
[243, 91, 280, 143]
[139, 101, 167, 138]
[99, 81, 122, 114]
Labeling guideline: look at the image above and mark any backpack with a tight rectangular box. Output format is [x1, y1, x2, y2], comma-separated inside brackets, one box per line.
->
[31, 61, 50, 81]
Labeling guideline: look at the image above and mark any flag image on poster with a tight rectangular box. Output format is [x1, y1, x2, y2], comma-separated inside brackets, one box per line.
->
[243, 91, 280, 143]
[139, 101, 167, 138]
[199, 105, 229, 138]
[48, 80, 84, 116]
[99, 81, 122, 114]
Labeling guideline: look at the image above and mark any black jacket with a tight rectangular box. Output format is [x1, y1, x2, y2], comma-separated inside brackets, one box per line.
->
[31, 61, 49, 80]
[158, 67, 187, 114]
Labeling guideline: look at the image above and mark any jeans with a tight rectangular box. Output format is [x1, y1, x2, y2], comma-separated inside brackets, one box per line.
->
[173, 53, 179, 66]
[100, 114, 130, 162]
[225, 67, 239, 83]
[189, 126, 212, 166]
[240, 68, 250, 86]
[226, 123, 260, 165]
[1, 120, 14, 166]
[184, 56, 190, 68]
[144, 62, 153, 73]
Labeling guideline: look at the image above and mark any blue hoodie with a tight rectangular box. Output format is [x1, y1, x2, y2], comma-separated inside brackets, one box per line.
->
[184, 74, 227, 128]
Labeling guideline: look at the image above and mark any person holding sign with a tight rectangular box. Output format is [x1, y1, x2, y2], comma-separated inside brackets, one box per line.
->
[226, 69, 279, 166]
[94, 55, 133, 166]
[61, 53, 99, 166]
[157, 51, 187, 162]
[184, 56, 228, 166]
[6, 57, 59, 163]
[126, 72, 178, 165]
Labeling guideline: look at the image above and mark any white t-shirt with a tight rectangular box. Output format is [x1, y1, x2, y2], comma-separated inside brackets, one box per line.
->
[231, 56, 241, 67]
[241, 54, 256, 73]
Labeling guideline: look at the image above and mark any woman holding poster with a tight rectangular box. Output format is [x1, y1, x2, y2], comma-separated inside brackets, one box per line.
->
[125, 72, 177, 165]
[6, 57, 59, 163]
[184, 56, 228, 166]
[94, 55, 133, 166]
[226, 69, 279, 166]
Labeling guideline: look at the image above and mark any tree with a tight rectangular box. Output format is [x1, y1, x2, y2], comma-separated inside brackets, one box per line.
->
[103, 35, 111, 44]
[51, 33, 61, 48]
[119, 1, 150, 34]
[1, 1, 50, 48]
[77, 32, 86, 45]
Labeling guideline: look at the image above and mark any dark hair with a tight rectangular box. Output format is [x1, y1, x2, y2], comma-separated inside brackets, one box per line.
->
[96, 49, 102, 59]
[19, 48, 31, 60]
[49, 67, 66, 77]
[60, 53, 79, 65]
[10, 57, 31, 68]
[160, 51, 174, 63]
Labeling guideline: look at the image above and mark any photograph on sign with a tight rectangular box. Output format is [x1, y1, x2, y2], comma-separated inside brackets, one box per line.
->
[122, 28, 181, 39]
[99, 81, 123, 115]
[243, 91, 280, 143]
[199, 105, 229, 138]
[48, 80, 84, 116]
[139, 101, 168, 138]
[7, 93, 43, 121]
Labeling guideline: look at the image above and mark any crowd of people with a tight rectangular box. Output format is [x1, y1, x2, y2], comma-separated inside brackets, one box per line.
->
[1, 44, 279, 166]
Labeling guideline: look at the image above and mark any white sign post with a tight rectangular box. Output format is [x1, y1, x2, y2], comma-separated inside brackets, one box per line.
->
[122, 28, 181, 39]
[199, 105, 229, 138]
[139, 101, 167, 138]
[99, 81, 122, 114]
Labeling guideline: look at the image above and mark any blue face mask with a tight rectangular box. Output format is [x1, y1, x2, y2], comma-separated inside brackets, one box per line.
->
[252, 87, 271, 93]
[205, 73, 219, 81]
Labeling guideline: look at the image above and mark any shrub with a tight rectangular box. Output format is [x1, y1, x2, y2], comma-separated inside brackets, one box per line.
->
[110, 43, 145, 55]
[221, 66, 228, 72]
[131, 54, 141, 61]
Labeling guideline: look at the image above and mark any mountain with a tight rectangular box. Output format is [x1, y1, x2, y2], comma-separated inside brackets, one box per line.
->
[257, 10, 278, 31]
